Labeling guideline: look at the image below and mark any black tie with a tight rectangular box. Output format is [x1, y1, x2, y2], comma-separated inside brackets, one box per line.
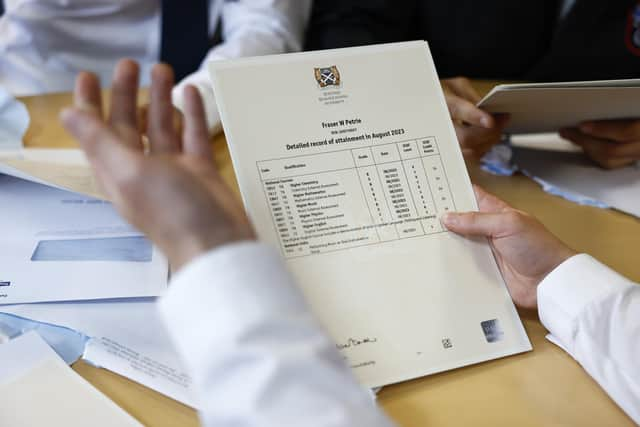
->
[160, 0, 210, 81]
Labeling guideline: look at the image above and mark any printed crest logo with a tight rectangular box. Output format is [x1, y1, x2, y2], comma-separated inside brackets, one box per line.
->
[625, 2, 640, 56]
[314, 66, 341, 88]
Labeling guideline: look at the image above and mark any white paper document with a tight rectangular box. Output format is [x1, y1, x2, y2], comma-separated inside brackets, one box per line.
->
[0, 148, 103, 198]
[209, 41, 531, 388]
[0, 331, 142, 427]
[0, 84, 29, 151]
[0, 299, 194, 407]
[478, 79, 640, 134]
[511, 141, 640, 217]
[0, 173, 167, 304]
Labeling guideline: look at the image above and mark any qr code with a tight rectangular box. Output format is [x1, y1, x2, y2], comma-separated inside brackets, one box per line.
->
[481, 319, 504, 343]
[442, 338, 453, 349]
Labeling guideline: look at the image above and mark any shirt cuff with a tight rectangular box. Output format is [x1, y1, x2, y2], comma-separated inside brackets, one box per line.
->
[537, 254, 635, 353]
[157, 241, 308, 359]
[172, 69, 222, 135]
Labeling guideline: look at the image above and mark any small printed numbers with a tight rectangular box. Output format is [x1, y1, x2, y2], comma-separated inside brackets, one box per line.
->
[442, 338, 453, 349]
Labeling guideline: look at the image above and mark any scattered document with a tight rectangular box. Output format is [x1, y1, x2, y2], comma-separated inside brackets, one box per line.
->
[0, 299, 194, 407]
[512, 144, 640, 218]
[0, 85, 29, 150]
[0, 331, 142, 427]
[0, 148, 103, 198]
[478, 79, 640, 134]
[0, 173, 167, 304]
[0, 311, 88, 363]
[210, 41, 531, 388]
[481, 135, 640, 217]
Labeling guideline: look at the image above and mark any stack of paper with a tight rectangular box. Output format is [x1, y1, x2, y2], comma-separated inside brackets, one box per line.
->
[478, 79, 640, 134]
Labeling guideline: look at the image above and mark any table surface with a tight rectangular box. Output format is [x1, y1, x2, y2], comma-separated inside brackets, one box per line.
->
[17, 82, 640, 427]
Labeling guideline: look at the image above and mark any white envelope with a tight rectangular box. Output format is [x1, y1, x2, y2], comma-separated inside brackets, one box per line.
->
[0, 173, 167, 304]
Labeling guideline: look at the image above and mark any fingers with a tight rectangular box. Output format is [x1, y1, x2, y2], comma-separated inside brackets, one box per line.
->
[442, 210, 521, 238]
[148, 63, 180, 153]
[579, 119, 640, 142]
[560, 128, 639, 169]
[74, 71, 103, 118]
[444, 77, 481, 103]
[472, 185, 511, 213]
[109, 59, 142, 149]
[446, 92, 494, 128]
[455, 114, 509, 156]
[182, 85, 213, 159]
[60, 108, 137, 197]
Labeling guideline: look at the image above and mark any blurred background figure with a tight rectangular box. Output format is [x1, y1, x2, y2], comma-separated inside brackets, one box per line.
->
[306, 1, 640, 168]
[0, 0, 311, 129]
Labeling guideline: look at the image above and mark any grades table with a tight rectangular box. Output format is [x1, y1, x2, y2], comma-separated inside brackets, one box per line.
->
[257, 137, 456, 258]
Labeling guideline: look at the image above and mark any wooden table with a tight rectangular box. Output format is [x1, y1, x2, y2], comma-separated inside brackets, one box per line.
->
[18, 83, 640, 427]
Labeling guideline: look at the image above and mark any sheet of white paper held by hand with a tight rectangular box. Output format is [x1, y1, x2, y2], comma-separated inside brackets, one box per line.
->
[210, 41, 531, 389]
[0, 331, 142, 427]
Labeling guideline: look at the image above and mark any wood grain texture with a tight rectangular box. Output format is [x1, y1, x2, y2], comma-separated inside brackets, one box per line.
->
[17, 82, 639, 427]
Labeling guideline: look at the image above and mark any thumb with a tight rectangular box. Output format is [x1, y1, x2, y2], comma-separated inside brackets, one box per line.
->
[442, 211, 512, 238]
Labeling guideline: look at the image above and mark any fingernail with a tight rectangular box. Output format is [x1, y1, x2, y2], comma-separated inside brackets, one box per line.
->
[480, 116, 491, 128]
[441, 213, 458, 227]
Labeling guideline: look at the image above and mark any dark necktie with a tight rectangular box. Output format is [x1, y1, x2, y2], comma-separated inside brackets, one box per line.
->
[160, 0, 210, 81]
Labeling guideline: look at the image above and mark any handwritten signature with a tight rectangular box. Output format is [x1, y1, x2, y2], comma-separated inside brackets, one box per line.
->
[336, 337, 378, 350]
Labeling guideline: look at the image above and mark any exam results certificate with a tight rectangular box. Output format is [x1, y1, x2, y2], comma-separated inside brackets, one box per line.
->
[209, 42, 531, 388]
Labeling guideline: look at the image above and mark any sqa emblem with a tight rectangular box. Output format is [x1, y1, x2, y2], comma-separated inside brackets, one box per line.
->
[314, 66, 341, 88]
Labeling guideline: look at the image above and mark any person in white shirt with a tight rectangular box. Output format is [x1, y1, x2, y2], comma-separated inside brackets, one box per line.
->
[0, 0, 311, 131]
[60, 60, 639, 426]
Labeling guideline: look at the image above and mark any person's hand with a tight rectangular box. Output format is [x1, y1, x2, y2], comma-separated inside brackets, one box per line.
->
[137, 102, 184, 138]
[60, 59, 254, 271]
[560, 119, 640, 169]
[442, 77, 510, 158]
[442, 186, 576, 309]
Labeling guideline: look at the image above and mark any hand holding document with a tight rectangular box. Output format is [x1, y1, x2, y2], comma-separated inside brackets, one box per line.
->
[210, 41, 531, 388]
[0, 332, 142, 427]
[478, 79, 640, 134]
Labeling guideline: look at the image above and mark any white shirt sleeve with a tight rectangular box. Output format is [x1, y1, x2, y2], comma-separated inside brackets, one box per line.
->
[537, 254, 640, 424]
[157, 242, 394, 427]
[172, 0, 312, 133]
